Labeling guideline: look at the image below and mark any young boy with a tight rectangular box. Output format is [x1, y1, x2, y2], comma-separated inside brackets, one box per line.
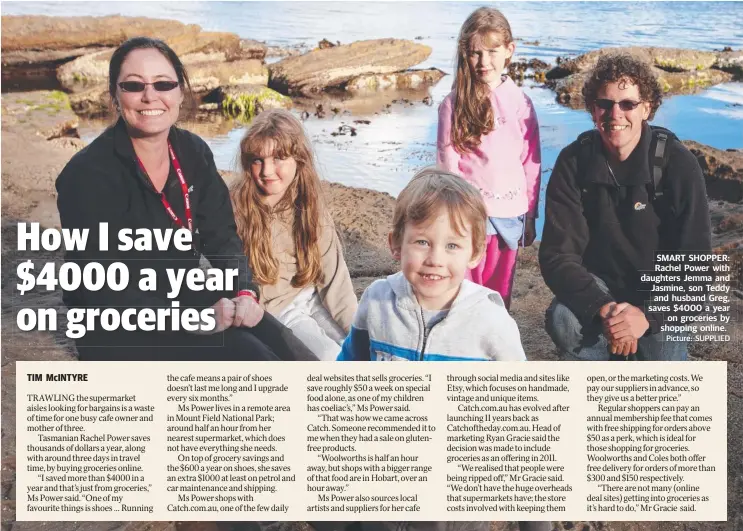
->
[338, 166, 526, 362]
[333, 168, 548, 531]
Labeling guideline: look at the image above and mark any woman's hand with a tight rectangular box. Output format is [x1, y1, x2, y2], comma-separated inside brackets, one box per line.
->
[210, 297, 236, 333]
[232, 295, 265, 328]
[522, 217, 536, 247]
[191, 298, 235, 335]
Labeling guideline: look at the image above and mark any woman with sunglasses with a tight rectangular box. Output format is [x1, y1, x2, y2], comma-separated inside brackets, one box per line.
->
[539, 52, 711, 361]
[56, 37, 316, 361]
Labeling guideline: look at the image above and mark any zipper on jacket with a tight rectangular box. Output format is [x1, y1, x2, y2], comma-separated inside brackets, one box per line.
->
[419, 307, 429, 360]
[605, 160, 621, 188]
[419, 306, 446, 360]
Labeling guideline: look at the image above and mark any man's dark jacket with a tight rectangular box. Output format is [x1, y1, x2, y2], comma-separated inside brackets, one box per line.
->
[538, 123, 711, 334]
[56, 118, 258, 312]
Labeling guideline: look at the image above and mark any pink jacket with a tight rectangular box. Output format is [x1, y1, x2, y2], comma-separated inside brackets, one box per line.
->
[437, 77, 542, 218]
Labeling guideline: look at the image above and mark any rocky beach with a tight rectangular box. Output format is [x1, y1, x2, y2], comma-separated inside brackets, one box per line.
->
[2, 12, 742, 531]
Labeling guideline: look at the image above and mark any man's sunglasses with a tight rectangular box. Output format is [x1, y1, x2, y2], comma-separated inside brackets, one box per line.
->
[118, 80, 180, 93]
[594, 99, 643, 112]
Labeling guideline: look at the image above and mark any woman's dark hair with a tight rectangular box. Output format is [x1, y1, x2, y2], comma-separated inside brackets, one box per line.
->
[108, 37, 193, 113]
[582, 53, 663, 120]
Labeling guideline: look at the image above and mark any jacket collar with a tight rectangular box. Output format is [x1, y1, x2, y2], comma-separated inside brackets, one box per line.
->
[112, 117, 180, 191]
[583, 122, 653, 187]
[113, 117, 180, 157]
[386, 271, 499, 313]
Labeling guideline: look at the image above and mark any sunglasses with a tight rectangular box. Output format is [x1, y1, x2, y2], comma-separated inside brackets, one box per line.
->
[118, 80, 180, 93]
[594, 99, 643, 112]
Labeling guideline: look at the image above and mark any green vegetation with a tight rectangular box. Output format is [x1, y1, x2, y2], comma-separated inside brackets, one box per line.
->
[221, 88, 291, 122]
[655, 59, 686, 73]
[655, 56, 714, 73]
[49, 91, 70, 107]
[222, 93, 260, 121]
[17, 91, 73, 114]
[357, 76, 380, 90]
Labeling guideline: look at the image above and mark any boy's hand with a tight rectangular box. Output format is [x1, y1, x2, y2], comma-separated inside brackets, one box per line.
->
[522, 217, 536, 247]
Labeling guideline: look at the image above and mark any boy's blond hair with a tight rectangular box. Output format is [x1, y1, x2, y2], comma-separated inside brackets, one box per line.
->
[390, 166, 487, 258]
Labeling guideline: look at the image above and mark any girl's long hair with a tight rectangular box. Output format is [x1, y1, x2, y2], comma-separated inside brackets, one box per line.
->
[451, 7, 514, 154]
[232, 109, 324, 287]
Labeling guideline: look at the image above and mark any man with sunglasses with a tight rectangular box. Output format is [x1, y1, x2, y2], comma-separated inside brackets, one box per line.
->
[539, 53, 711, 361]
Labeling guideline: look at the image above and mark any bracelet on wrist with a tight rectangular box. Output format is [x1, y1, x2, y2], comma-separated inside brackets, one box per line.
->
[237, 290, 258, 302]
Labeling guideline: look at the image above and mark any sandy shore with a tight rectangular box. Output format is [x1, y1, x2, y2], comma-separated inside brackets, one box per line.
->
[1, 91, 741, 531]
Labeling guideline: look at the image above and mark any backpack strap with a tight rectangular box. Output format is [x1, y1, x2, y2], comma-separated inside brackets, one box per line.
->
[647, 125, 677, 201]
[575, 130, 597, 191]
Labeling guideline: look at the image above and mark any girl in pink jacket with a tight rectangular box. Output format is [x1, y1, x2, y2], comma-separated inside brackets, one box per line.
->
[437, 6, 541, 310]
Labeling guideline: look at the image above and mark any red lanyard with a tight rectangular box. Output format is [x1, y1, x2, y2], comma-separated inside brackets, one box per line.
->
[136, 141, 193, 232]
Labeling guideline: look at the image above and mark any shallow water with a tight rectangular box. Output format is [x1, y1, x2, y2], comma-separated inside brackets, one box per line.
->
[5, 1, 743, 235]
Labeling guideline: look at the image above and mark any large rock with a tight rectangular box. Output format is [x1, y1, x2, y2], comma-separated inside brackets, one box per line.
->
[188, 59, 268, 91]
[3, 16, 256, 92]
[0, 46, 110, 67]
[1, 15, 198, 52]
[56, 49, 111, 93]
[57, 52, 262, 94]
[551, 67, 733, 109]
[57, 42, 263, 94]
[345, 68, 445, 93]
[546, 47, 719, 80]
[1, 47, 110, 92]
[268, 38, 431, 96]
[683, 141, 743, 203]
[176, 31, 242, 59]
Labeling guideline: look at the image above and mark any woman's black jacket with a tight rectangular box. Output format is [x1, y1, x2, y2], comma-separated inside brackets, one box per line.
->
[56, 119, 257, 312]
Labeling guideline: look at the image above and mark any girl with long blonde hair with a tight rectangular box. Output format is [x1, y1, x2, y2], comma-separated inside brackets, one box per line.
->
[437, 6, 542, 310]
[231, 109, 357, 360]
